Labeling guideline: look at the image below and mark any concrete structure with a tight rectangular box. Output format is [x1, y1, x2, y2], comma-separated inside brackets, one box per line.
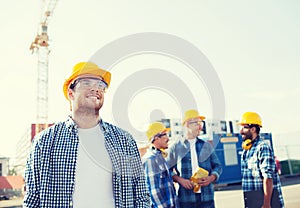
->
[0, 156, 9, 176]
[14, 128, 31, 176]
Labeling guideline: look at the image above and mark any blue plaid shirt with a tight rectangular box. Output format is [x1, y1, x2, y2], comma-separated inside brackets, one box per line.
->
[23, 117, 150, 208]
[241, 136, 284, 207]
[166, 137, 222, 203]
[142, 147, 179, 208]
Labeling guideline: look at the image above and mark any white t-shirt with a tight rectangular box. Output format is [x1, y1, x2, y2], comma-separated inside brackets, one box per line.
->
[188, 138, 201, 193]
[73, 125, 114, 207]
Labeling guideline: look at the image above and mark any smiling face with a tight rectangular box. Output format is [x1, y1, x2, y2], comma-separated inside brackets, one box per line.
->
[153, 132, 170, 149]
[68, 75, 106, 113]
[240, 125, 254, 141]
[185, 118, 203, 139]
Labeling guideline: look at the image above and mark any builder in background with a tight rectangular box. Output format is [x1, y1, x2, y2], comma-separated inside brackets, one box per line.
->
[166, 109, 222, 208]
[238, 111, 284, 208]
[142, 122, 179, 208]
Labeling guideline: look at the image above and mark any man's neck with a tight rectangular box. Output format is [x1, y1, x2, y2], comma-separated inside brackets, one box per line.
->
[72, 110, 100, 129]
[186, 134, 197, 140]
[251, 134, 258, 141]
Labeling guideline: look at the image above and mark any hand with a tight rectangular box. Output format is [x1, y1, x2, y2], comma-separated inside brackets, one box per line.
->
[178, 177, 194, 190]
[197, 175, 216, 187]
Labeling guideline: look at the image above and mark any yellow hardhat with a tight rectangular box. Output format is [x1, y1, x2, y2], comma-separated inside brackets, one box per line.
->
[182, 109, 206, 125]
[146, 122, 170, 142]
[63, 62, 111, 100]
[237, 112, 262, 127]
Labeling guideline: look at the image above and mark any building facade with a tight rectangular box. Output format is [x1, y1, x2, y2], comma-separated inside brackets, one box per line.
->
[0, 156, 9, 176]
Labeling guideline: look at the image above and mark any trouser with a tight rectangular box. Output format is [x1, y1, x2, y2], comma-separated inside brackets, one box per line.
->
[243, 189, 281, 208]
[179, 193, 215, 208]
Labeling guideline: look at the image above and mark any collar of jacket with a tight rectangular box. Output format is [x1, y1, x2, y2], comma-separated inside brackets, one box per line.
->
[151, 146, 168, 158]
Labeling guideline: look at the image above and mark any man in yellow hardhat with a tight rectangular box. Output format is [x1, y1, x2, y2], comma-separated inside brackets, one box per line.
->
[142, 122, 179, 207]
[238, 112, 284, 208]
[166, 109, 222, 208]
[23, 62, 150, 207]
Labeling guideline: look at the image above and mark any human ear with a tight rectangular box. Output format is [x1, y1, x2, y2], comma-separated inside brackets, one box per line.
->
[68, 88, 75, 100]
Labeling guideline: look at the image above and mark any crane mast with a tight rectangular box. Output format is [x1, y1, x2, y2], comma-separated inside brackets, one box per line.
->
[30, 0, 58, 124]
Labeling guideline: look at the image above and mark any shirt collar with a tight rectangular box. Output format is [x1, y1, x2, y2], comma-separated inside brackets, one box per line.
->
[65, 116, 109, 133]
[151, 146, 162, 153]
[151, 146, 168, 158]
[65, 116, 77, 131]
[251, 135, 261, 146]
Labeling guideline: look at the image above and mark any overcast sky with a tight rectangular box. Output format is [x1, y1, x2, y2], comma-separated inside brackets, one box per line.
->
[1, 0, 300, 158]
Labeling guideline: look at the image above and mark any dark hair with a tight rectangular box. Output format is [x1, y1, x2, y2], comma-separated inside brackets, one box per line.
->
[249, 124, 260, 134]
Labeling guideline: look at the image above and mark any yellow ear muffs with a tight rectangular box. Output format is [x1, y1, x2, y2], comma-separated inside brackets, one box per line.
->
[160, 148, 168, 158]
[242, 139, 253, 150]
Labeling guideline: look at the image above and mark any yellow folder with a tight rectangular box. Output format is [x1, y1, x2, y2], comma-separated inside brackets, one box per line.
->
[190, 167, 209, 193]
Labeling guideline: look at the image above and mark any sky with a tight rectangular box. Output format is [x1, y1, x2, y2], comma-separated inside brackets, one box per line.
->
[1, 0, 300, 160]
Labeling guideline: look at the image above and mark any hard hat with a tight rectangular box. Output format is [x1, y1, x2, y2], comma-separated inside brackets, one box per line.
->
[237, 112, 262, 127]
[63, 62, 111, 100]
[146, 122, 170, 142]
[182, 109, 206, 125]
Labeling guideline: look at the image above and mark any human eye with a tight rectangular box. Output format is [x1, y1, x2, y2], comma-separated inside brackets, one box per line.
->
[98, 82, 105, 88]
[81, 79, 91, 87]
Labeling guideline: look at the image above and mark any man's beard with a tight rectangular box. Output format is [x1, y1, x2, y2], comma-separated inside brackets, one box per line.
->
[242, 132, 253, 141]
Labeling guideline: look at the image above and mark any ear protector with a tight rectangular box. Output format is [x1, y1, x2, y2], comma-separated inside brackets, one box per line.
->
[242, 139, 253, 150]
[160, 149, 168, 158]
[151, 146, 168, 158]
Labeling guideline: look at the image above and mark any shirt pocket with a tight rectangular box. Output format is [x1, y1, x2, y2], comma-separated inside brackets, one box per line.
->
[159, 170, 170, 192]
[247, 156, 260, 178]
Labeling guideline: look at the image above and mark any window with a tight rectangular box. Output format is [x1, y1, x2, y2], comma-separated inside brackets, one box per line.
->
[220, 120, 227, 132]
[223, 144, 238, 166]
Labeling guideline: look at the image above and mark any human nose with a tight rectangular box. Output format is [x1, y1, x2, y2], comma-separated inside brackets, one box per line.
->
[90, 82, 105, 92]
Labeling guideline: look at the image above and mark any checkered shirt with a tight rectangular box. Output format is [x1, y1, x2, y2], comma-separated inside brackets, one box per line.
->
[241, 136, 284, 207]
[142, 147, 179, 208]
[23, 117, 150, 207]
[166, 137, 222, 203]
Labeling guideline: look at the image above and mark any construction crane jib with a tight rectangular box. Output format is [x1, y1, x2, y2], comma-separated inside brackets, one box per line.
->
[30, 0, 58, 125]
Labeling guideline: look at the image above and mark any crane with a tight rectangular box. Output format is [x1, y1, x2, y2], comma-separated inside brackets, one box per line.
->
[29, 0, 58, 136]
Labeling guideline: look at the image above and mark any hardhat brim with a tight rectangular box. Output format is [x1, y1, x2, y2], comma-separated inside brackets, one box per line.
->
[63, 62, 111, 100]
[182, 115, 206, 125]
[237, 122, 262, 128]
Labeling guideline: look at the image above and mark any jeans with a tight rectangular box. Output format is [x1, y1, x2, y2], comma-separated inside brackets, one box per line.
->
[179, 193, 215, 208]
